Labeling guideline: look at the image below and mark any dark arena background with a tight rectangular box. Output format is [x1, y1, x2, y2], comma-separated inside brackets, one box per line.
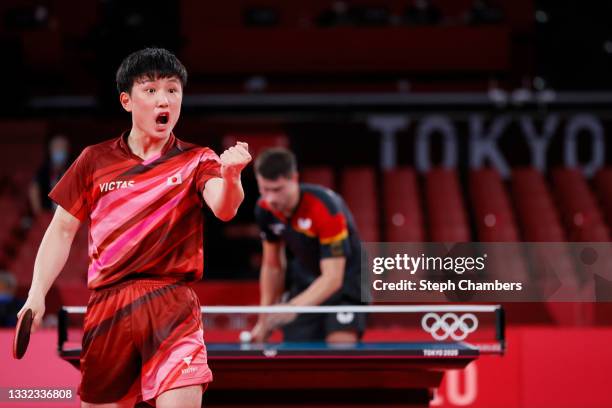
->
[1, 1, 612, 407]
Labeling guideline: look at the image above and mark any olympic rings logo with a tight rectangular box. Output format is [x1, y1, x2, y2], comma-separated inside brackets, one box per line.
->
[421, 313, 479, 341]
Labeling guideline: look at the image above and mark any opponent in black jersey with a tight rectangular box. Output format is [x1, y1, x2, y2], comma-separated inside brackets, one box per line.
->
[251, 148, 367, 343]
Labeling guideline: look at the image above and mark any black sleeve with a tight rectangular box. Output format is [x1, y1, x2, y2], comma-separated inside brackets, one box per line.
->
[255, 204, 282, 242]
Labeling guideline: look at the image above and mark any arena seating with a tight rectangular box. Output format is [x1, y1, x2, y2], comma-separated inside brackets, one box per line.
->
[552, 168, 610, 242]
[382, 167, 424, 242]
[512, 167, 566, 241]
[425, 168, 470, 242]
[470, 168, 519, 242]
[301, 166, 335, 190]
[340, 167, 379, 242]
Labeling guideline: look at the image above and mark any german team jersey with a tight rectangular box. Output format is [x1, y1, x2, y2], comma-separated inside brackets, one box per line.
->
[49, 132, 222, 290]
[255, 184, 363, 303]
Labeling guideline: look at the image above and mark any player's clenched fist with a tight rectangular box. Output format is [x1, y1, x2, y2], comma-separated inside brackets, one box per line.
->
[220, 142, 252, 178]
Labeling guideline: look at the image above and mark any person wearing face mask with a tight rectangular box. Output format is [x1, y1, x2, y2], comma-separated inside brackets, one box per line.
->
[29, 134, 73, 216]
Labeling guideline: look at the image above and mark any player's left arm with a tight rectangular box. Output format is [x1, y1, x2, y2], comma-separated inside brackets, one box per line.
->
[203, 142, 251, 221]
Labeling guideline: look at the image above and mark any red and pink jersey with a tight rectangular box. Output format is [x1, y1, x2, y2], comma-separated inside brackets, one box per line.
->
[49, 132, 222, 290]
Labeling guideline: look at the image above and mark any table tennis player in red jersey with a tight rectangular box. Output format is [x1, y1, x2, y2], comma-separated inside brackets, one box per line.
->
[16, 48, 251, 407]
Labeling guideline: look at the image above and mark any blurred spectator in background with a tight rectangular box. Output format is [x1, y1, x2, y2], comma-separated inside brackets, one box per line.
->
[352, 6, 391, 27]
[317, 2, 391, 27]
[4, 3, 50, 30]
[316, 1, 353, 27]
[29, 134, 72, 216]
[243, 6, 280, 27]
[465, 0, 504, 25]
[0, 271, 24, 327]
[404, 0, 442, 26]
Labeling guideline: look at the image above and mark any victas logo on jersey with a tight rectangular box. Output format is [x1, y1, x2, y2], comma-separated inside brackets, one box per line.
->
[99, 180, 135, 192]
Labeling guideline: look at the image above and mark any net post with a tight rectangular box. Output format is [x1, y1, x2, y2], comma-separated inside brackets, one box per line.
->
[58, 306, 68, 353]
[495, 306, 506, 354]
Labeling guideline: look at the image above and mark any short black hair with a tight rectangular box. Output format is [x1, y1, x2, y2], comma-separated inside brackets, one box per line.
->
[116, 47, 187, 94]
[255, 147, 297, 179]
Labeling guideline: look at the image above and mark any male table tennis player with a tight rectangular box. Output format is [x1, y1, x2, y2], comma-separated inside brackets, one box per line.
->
[17, 48, 251, 407]
[250, 148, 367, 344]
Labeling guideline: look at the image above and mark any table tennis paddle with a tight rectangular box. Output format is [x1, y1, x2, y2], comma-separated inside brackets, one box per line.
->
[13, 308, 33, 359]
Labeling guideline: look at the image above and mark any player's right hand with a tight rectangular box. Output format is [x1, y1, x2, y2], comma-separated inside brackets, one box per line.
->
[17, 294, 45, 332]
[220, 141, 251, 180]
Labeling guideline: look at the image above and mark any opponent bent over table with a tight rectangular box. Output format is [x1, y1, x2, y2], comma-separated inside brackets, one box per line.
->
[250, 148, 368, 344]
[17, 48, 251, 407]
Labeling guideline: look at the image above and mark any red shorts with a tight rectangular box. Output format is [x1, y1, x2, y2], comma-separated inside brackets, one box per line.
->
[78, 278, 213, 404]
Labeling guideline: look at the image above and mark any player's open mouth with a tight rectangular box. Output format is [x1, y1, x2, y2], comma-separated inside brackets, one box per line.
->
[156, 113, 169, 125]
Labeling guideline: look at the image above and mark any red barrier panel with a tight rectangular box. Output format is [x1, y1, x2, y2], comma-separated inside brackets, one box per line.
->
[433, 327, 612, 408]
[1, 327, 611, 407]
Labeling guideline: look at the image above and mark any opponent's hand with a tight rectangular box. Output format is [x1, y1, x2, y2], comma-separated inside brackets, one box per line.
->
[265, 310, 297, 330]
[250, 318, 271, 343]
[250, 308, 297, 343]
[17, 293, 45, 333]
[220, 142, 251, 179]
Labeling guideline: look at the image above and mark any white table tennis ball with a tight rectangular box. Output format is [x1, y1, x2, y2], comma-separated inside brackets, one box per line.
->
[240, 331, 252, 343]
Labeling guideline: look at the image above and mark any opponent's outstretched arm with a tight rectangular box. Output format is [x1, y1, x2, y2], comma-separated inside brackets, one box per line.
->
[250, 240, 286, 342]
[259, 240, 286, 306]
